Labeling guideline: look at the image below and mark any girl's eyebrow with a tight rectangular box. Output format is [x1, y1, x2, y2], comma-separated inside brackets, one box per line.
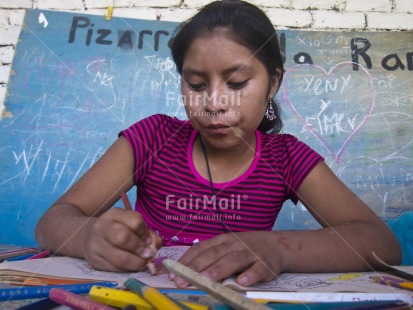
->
[222, 64, 256, 75]
[182, 63, 256, 77]
[181, 68, 206, 77]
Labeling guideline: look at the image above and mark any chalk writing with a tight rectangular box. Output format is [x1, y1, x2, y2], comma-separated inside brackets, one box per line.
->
[303, 74, 351, 95]
[68, 16, 171, 51]
[283, 62, 374, 162]
[282, 34, 413, 71]
[1, 10, 412, 247]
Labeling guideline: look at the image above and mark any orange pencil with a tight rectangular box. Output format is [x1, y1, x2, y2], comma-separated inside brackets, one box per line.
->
[120, 192, 133, 210]
[120, 193, 157, 275]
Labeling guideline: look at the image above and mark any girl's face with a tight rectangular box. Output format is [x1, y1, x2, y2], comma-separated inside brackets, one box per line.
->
[181, 31, 279, 150]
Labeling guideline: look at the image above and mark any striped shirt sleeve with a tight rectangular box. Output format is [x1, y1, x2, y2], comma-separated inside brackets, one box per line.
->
[118, 114, 170, 185]
[281, 134, 324, 203]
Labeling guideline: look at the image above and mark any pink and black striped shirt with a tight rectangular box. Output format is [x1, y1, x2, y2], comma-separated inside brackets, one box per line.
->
[120, 114, 323, 245]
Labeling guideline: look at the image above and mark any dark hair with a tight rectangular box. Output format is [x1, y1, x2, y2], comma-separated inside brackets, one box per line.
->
[170, 0, 284, 134]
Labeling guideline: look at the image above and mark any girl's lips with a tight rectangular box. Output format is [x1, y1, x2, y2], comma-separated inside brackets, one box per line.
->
[207, 124, 230, 129]
[205, 124, 233, 134]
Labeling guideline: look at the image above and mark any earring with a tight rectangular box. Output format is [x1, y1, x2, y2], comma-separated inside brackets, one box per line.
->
[265, 99, 277, 121]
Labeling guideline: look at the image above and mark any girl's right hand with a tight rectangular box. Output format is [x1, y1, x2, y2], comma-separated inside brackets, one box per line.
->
[81, 207, 162, 272]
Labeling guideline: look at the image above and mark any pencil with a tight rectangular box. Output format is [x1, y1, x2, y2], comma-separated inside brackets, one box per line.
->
[120, 192, 133, 210]
[370, 275, 413, 291]
[163, 259, 272, 310]
[49, 288, 116, 310]
[89, 285, 152, 310]
[0, 281, 117, 301]
[120, 193, 156, 275]
[26, 250, 49, 260]
[125, 278, 183, 310]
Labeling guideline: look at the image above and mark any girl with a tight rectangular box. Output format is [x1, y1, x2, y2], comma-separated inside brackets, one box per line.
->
[36, 0, 401, 288]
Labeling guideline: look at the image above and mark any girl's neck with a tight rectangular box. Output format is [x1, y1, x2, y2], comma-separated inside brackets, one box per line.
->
[194, 133, 256, 183]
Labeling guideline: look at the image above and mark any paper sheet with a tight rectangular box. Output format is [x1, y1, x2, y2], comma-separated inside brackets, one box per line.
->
[0, 246, 189, 287]
[373, 252, 413, 281]
[0, 246, 412, 295]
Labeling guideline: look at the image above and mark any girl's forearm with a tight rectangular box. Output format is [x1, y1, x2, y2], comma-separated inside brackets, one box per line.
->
[35, 204, 95, 258]
[273, 221, 401, 273]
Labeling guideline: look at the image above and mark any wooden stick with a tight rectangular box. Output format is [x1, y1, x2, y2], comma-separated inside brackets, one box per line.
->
[163, 259, 271, 310]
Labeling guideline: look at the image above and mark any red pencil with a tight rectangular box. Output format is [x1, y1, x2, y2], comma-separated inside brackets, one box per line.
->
[26, 250, 49, 260]
[49, 288, 115, 310]
[120, 193, 157, 275]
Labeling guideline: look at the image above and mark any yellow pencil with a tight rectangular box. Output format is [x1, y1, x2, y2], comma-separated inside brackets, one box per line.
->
[125, 278, 183, 310]
[399, 282, 413, 291]
[370, 275, 413, 292]
[89, 286, 152, 310]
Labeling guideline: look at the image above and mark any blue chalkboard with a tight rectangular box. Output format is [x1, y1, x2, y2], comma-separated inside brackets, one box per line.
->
[1, 9, 412, 246]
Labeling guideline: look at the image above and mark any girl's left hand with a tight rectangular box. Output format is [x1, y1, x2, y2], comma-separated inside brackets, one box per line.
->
[170, 231, 284, 287]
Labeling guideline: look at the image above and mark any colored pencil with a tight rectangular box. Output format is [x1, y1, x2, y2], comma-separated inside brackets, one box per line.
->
[0, 281, 117, 301]
[120, 192, 156, 275]
[89, 285, 153, 310]
[125, 277, 183, 310]
[0, 245, 38, 261]
[90, 285, 208, 310]
[26, 250, 50, 260]
[162, 259, 272, 310]
[49, 288, 116, 310]
[120, 192, 133, 210]
[5, 253, 34, 261]
[370, 276, 413, 291]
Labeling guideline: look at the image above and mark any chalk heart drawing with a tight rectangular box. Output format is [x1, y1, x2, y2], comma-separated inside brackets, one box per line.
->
[283, 62, 375, 162]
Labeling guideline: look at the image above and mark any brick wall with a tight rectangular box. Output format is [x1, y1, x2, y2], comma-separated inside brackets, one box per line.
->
[0, 0, 412, 112]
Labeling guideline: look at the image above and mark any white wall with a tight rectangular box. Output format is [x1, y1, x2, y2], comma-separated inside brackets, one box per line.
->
[0, 0, 412, 115]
